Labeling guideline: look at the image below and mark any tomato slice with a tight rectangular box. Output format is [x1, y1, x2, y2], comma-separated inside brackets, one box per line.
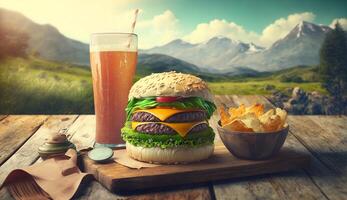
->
[156, 96, 181, 103]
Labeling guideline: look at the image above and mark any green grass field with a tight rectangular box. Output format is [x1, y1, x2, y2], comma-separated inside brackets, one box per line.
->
[0, 57, 94, 114]
[208, 65, 326, 95]
[0, 57, 326, 114]
[209, 80, 325, 95]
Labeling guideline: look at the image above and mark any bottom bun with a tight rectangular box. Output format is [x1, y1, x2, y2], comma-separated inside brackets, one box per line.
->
[126, 143, 214, 164]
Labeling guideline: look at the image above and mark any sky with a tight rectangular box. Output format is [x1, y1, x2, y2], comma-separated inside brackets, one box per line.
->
[1, 0, 346, 49]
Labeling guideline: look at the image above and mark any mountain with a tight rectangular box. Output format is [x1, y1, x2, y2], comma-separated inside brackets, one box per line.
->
[136, 53, 262, 81]
[143, 21, 331, 72]
[137, 53, 201, 75]
[142, 36, 265, 71]
[141, 39, 197, 54]
[0, 8, 333, 74]
[230, 21, 331, 71]
[0, 8, 89, 65]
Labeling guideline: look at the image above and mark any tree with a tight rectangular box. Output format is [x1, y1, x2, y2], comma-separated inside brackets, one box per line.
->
[319, 22, 347, 114]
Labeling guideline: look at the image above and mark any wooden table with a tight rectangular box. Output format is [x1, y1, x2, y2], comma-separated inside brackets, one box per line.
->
[0, 95, 346, 200]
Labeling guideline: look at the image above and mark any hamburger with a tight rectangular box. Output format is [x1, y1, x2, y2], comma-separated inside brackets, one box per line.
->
[121, 72, 216, 164]
[121, 71, 217, 164]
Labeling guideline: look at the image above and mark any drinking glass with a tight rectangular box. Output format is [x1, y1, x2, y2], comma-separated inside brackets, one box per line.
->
[90, 33, 137, 148]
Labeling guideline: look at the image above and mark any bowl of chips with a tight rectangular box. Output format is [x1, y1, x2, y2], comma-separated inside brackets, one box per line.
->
[217, 104, 288, 160]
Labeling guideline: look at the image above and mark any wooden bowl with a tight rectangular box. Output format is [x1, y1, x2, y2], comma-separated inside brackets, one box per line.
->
[217, 121, 289, 160]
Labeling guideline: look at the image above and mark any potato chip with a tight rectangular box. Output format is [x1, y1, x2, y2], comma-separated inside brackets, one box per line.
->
[241, 116, 264, 132]
[239, 112, 257, 121]
[275, 108, 287, 128]
[219, 103, 287, 133]
[259, 109, 275, 124]
[245, 103, 264, 117]
[262, 114, 282, 132]
[228, 104, 245, 120]
[223, 119, 253, 132]
[218, 107, 231, 126]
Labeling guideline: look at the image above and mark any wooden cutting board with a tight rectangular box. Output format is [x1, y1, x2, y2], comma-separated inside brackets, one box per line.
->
[81, 141, 310, 194]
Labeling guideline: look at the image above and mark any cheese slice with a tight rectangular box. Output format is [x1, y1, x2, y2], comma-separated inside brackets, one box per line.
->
[134, 108, 198, 121]
[132, 121, 207, 137]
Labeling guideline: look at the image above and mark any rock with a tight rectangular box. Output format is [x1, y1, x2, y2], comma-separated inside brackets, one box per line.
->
[343, 96, 347, 115]
[283, 102, 292, 112]
[292, 87, 306, 101]
[284, 87, 293, 94]
[325, 101, 338, 114]
[306, 100, 323, 114]
[268, 90, 290, 108]
[291, 104, 306, 115]
[310, 91, 321, 97]
[269, 87, 346, 115]
[264, 84, 276, 91]
[305, 91, 324, 114]
[288, 98, 297, 105]
[292, 87, 301, 97]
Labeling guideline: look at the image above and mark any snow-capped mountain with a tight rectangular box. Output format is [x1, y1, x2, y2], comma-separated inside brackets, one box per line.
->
[230, 21, 331, 71]
[143, 21, 331, 72]
[142, 36, 265, 71]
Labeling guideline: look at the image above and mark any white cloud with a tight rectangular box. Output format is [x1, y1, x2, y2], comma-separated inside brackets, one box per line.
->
[137, 10, 180, 48]
[183, 19, 259, 44]
[183, 12, 316, 47]
[0, 2, 337, 49]
[330, 18, 347, 30]
[0, 0, 138, 43]
[259, 12, 316, 46]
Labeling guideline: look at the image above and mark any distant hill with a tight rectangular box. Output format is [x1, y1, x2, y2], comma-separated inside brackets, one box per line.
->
[208, 65, 321, 83]
[142, 21, 332, 73]
[137, 53, 266, 81]
[268, 65, 321, 82]
[137, 53, 201, 75]
[0, 8, 89, 65]
[141, 37, 264, 72]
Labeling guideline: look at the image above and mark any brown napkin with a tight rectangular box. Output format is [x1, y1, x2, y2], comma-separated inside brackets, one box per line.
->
[1, 149, 92, 200]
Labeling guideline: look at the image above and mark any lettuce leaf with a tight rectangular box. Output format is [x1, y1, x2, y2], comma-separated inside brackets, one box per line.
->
[121, 124, 215, 149]
[125, 97, 216, 120]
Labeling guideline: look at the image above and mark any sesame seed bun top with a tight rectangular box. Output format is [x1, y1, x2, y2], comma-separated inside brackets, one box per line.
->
[128, 71, 214, 102]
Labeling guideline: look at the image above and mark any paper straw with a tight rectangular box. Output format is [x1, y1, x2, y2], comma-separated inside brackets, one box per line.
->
[127, 9, 139, 48]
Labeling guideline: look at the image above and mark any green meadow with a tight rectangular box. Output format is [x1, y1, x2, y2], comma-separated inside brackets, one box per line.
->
[0, 57, 325, 114]
[0, 57, 94, 114]
[209, 81, 325, 95]
[208, 65, 325, 95]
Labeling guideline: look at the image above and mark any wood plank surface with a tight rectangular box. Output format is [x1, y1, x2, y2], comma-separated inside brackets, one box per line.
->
[0, 95, 346, 200]
[0, 115, 8, 121]
[288, 115, 347, 200]
[0, 115, 47, 166]
[76, 181, 211, 200]
[212, 95, 328, 200]
[0, 115, 79, 200]
[213, 136, 327, 200]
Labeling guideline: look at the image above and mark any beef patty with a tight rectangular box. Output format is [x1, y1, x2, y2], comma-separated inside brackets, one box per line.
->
[131, 111, 206, 123]
[135, 122, 208, 135]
